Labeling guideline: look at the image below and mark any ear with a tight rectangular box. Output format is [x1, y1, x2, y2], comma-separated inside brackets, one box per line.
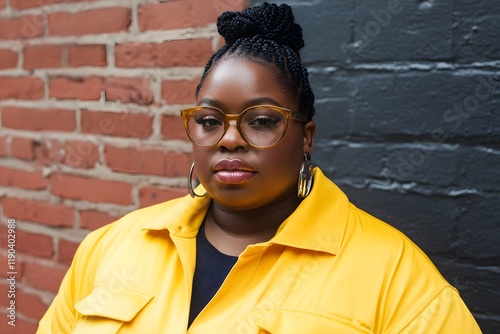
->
[302, 121, 316, 154]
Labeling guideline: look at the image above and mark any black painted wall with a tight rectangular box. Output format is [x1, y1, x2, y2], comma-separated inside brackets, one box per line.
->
[252, 0, 499, 332]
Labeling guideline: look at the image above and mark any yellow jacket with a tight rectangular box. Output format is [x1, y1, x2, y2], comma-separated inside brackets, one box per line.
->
[38, 168, 481, 333]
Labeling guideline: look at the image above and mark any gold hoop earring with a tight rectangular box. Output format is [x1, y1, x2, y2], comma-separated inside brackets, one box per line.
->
[298, 153, 313, 199]
[188, 163, 206, 198]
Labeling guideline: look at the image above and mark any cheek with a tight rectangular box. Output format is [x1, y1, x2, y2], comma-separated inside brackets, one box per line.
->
[263, 132, 305, 178]
[192, 147, 213, 181]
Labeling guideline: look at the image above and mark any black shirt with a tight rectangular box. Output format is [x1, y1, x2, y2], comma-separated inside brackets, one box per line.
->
[188, 222, 238, 327]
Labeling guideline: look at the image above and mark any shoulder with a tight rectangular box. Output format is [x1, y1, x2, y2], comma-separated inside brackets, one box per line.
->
[345, 204, 463, 319]
[75, 196, 187, 263]
[85, 197, 185, 240]
[341, 204, 480, 332]
[344, 203, 444, 277]
[66, 196, 191, 293]
[345, 203, 433, 259]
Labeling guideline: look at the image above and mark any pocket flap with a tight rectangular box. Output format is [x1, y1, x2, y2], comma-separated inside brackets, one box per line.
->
[75, 285, 153, 322]
[255, 309, 373, 333]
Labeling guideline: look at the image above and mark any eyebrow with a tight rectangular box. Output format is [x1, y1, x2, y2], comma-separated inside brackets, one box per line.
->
[197, 97, 285, 109]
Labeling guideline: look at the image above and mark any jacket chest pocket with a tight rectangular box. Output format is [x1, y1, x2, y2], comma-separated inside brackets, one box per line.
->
[253, 309, 373, 334]
[73, 285, 153, 334]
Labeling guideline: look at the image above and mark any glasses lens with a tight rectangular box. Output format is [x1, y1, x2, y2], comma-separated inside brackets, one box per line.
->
[186, 108, 225, 146]
[241, 106, 287, 147]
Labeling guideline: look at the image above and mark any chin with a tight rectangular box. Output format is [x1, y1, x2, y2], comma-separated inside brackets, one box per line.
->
[209, 188, 265, 211]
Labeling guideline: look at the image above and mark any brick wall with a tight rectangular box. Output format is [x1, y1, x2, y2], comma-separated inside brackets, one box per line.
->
[0, 0, 250, 332]
[253, 0, 499, 332]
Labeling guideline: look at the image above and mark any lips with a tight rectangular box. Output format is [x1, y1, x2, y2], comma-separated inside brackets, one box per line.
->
[213, 159, 256, 183]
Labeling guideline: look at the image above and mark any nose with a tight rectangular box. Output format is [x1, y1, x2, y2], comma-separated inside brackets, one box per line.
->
[217, 121, 249, 152]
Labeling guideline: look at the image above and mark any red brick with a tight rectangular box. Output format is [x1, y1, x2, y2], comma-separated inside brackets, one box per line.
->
[103, 77, 154, 105]
[17, 289, 49, 320]
[0, 226, 7, 251]
[58, 239, 80, 265]
[24, 44, 62, 69]
[15, 230, 54, 259]
[66, 140, 100, 168]
[0, 15, 45, 40]
[215, 38, 225, 51]
[1, 107, 76, 132]
[0, 254, 9, 278]
[10, 0, 40, 9]
[11, 137, 37, 161]
[161, 115, 189, 141]
[67, 44, 107, 67]
[138, 0, 250, 31]
[24, 261, 67, 293]
[49, 76, 102, 100]
[0, 49, 18, 69]
[80, 210, 120, 231]
[138, 0, 219, 31]
[105, 146, 163, 175]
[0, 316, 37, 334]
[50, 173, 132, 205]
[34, 139, 63, 166]
[11, 0, 97, 9]
[36, 139, 99, 169]
[0, 0, 5, 9]
[139, 185, 187, 208]
[81, 110, 153, 139]
[0, 166, 46, 190]
[0, 136, 8, 156]
[161, 79, 198, 104]
[3, 197, 75, 227]
[105, 145, 191, 177]
[0, 77, 44, 99]
[213, 0, 251, 13]
[48, 8, 131, 36]
[115, 39, 212, 68]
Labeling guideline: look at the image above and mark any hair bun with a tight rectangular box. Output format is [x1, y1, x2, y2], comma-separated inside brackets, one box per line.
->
[217, 3, 304, 53]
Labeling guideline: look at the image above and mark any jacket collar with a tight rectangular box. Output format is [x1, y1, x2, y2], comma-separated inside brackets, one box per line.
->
[142, 168, 347, 255]
[142, 190, 210, 237]
[268, 168, 348, 255]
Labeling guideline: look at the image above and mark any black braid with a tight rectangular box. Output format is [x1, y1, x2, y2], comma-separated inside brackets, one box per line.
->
[195, 3, 315, 121]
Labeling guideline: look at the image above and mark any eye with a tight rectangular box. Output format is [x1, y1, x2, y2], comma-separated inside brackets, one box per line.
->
[194, 115, 223, 128]
[248, 114, 281, 128]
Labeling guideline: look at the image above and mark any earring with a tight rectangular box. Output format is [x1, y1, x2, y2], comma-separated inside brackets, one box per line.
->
[298, 153, 313, 199]
[188, 163, 207, 198]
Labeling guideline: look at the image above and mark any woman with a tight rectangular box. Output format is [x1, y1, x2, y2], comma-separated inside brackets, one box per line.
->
[38, 3, 481, 333]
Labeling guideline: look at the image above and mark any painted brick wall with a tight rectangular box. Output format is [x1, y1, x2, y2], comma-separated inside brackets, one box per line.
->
[252, 0, 499, 332]
[0, 0, 250, 332]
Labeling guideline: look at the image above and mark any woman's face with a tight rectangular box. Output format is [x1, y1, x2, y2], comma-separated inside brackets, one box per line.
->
[193, 57, 315, 211]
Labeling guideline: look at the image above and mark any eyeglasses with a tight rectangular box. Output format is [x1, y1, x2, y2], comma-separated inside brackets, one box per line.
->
[181, 105, 307, 148]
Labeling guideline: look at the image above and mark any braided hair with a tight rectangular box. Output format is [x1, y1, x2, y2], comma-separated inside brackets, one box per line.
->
[195, 2, 315, 121]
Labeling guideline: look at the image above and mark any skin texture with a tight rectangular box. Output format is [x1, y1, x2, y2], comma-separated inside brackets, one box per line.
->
[193, 57, 316, 256]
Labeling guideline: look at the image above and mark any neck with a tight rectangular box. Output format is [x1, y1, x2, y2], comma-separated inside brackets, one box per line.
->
[204, 194, 301, 256]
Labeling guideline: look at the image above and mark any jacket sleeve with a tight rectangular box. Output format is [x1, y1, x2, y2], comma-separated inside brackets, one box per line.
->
[36, 227, 106, 334]
[399, 286, 482, 334]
